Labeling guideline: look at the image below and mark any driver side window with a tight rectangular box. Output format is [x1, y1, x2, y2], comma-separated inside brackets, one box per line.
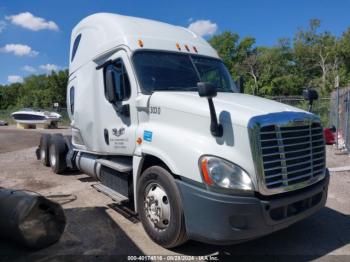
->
[104, 60, 131, 102]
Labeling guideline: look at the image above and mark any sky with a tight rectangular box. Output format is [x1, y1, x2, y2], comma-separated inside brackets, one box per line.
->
[0, 0, 350, 85]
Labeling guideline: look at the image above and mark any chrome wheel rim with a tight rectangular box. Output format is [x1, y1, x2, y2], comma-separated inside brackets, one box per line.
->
[144, 183, 171, 230]
[40, 147, 45, 160]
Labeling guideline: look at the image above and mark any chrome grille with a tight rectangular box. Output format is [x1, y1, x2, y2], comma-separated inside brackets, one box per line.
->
[259, 122, 325, 189]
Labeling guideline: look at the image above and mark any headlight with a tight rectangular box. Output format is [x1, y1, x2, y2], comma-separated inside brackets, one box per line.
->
[199, 156, 253, 191]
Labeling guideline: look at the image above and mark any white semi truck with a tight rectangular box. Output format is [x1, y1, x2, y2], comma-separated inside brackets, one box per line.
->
[37, 13, 329, 248]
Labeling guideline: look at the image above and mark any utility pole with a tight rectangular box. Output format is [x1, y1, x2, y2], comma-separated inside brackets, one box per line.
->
[335, 74, 340, 149]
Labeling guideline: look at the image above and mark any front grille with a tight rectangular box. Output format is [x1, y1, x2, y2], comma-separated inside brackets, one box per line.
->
[259, 122, 325, 190]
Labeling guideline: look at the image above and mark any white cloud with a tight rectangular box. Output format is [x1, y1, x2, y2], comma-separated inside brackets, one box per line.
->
[0, 44, 38, 57]
[22, 65, 37, 73]
[40, 64, 59, 72]
[8, 75, 23, 83]
[0, 20, 6, 33]
[188, 19, 218, 37]
[6, 12, 59, 31]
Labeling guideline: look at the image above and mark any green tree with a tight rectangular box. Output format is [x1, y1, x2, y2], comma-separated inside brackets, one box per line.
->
[0, 70, 68, 110]
[294, 19, 339, 94]
[209, 32, 258, 93]
[0, 83, 21, 109]
[337, 27, 350, 86]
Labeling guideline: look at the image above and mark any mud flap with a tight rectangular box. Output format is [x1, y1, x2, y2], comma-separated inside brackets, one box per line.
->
[35, 147, 40, 160]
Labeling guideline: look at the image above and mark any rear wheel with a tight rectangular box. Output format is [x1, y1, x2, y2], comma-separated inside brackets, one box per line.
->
[49, 135, 68, 174]
[39, 134, 51, 167]
[137, 166, 188, 248]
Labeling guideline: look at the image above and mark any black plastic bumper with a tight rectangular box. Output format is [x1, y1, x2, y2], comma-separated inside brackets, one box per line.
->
[176, 171, 329, 245]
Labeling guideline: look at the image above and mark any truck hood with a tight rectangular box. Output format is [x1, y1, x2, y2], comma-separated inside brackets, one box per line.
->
[149, 92, 309, 127]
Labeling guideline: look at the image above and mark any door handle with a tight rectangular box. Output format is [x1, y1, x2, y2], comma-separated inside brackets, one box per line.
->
[104, 129, 109, 145]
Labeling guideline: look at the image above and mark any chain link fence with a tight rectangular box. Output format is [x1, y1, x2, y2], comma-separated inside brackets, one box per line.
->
[269, 92, 350, 153]
[330, 87, 350, 152]
[267, 96, 331, 127]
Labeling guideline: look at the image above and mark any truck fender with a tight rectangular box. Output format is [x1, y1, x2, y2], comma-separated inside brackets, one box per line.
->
[132, 150, 179, 211]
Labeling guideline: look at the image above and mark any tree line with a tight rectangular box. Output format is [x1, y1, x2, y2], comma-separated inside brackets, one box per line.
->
[0, 70, 68, 110]
[1, 19, 350, 110]
[210, 19, 350, 96]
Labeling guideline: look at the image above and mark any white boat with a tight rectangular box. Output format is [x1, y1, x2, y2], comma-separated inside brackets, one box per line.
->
[11, 108, 61, 125]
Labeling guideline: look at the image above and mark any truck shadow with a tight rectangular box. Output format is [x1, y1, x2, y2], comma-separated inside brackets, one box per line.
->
[0, 206, 144, 261]
[174, 207, 350, 260]
[216, 111, 234, 147]
[59, 170, 82, 176]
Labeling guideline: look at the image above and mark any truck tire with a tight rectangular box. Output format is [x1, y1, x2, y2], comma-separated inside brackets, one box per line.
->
[49, 135, 68, 174]
[52, 133, 64, 140]
[137, 166, 188, 248]
[39, 134, 51, 167]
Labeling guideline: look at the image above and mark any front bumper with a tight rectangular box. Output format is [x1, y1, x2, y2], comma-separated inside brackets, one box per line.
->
[176, 170, 329, 245]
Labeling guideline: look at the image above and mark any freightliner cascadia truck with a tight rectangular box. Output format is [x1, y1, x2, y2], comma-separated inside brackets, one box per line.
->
[37, 13, 329, 248]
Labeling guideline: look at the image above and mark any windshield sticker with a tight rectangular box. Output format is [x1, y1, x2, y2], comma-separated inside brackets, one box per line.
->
[143, 130, 153, 142]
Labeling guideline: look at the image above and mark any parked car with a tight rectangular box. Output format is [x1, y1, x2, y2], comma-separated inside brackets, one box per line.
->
[0, 120, 8, 126]
[324, 126, 336, 145]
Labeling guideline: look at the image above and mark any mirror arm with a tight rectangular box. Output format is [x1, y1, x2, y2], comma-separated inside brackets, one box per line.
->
[207, 98, 223, 137]
[308, 100, 313, 112]
[236, 76, 244, 93]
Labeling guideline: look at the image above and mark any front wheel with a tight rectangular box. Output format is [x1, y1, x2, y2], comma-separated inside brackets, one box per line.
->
[137, 166, 187, 248]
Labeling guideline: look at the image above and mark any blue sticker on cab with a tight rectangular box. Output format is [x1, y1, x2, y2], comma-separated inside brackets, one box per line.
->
[143, 130, 153, 142]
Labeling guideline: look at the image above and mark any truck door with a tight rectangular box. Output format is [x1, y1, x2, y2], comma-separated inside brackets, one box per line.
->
[102, 51, 138, 155]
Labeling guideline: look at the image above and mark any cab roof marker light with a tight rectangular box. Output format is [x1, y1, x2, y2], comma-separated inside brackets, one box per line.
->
[193, 46, 198, 53]
[184, 44, 190, 52]
[176, 43, 181, 51]
[138, 39, 144, 47]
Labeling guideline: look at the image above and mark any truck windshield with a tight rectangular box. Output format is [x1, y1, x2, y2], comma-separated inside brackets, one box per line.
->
[133, 51, 237, 93]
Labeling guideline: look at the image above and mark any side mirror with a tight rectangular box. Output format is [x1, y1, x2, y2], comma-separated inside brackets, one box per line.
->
[197, 82, 217, 98]
[197, 82, 223, 137]
[105, 69, 117, 103]
[236, 77, 244, 93]
[303, 88, 318, 102]
[303, 88, 318, 112]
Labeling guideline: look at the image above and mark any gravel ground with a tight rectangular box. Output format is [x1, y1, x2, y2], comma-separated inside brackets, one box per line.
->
[0, 126, 349, 261]
[0, 126, 70, 153]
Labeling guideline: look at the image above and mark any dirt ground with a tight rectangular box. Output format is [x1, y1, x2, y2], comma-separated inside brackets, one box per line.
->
[0, 126, 349, 261]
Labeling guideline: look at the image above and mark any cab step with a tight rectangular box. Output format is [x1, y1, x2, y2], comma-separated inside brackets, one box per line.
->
[92, 183, 129, 203]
